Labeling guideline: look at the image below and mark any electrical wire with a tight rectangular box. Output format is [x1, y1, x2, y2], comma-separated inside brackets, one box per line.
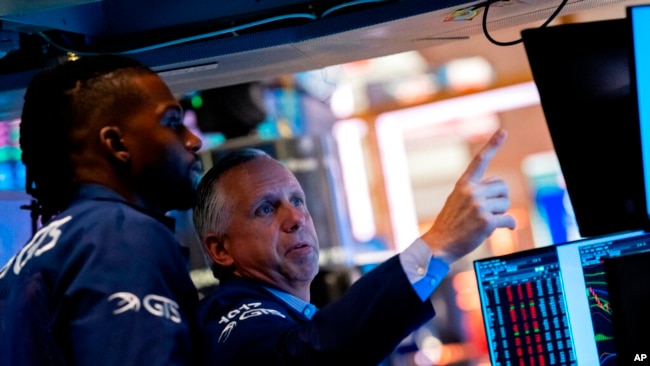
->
[38, 0, 395, 57]
[36, 0, 571, 56]
[481, 0, 569, 46]
[38, 13, 318, 56]
[321, 0, 391, 18]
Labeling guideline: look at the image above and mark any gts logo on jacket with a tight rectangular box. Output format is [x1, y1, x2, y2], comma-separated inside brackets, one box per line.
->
[217, 302, 286, 343]
[108, 292, 182, 323]
[0, 216, 72, 279]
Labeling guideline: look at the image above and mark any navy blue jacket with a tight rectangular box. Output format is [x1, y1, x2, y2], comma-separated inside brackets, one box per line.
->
[0, 184, 199, 365]
[198, 255, 435, 366]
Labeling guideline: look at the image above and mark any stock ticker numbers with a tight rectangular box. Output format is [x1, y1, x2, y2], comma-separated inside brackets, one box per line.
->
[479, 251, 576, 366]
[476, 232, 650, 366]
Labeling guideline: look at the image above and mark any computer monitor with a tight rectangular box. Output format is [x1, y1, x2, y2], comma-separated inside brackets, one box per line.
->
[474, 230, 650, 366]
[603, 4, 650, 363]
[629, 4, 650, 230]
[522, 18, 647, 238]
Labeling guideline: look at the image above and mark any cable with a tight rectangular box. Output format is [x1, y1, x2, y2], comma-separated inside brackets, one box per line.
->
[321, 0, 391, 18]
[482, 0, 569, 46]
[38, 13, 318, 56]
[38, 0, 396, 56]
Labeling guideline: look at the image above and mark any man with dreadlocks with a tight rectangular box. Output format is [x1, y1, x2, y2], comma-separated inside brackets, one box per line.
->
[0, 55, 204, 365]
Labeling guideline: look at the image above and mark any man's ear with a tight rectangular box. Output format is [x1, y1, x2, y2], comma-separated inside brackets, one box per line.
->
[204, 234, 234, 267]
[99, 126, 130, 162]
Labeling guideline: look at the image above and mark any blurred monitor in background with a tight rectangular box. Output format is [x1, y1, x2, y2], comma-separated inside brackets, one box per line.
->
[0, 119, 31, 265]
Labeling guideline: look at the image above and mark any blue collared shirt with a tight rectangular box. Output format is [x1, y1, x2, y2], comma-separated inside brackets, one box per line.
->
[264, 286, 319, 320]
[399, 237, 450, 302]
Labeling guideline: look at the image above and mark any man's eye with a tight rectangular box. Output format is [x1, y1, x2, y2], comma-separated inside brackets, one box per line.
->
[291, 197, 304, 207]
[164, 118, 183, 129]
[163, 110, 184, 129]
[256, 204, 274, 216]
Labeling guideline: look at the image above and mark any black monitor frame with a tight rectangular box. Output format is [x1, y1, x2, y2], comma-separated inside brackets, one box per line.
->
[522, 18, 648, 238]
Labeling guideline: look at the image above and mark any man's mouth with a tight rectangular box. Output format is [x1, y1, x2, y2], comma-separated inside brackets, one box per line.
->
[287, 242, 312, 254]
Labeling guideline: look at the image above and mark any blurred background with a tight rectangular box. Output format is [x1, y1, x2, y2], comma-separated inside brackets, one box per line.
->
[0, 1, 645, 365]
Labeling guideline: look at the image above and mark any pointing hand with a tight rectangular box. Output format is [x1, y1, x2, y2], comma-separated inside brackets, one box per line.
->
[420, 129, 516, 264]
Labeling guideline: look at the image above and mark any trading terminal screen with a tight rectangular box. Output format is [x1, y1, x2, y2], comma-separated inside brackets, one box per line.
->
[474, 230, 650, 366]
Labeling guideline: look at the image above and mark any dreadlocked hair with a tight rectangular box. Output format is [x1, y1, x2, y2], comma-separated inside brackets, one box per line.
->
[20, 54, 155, 224]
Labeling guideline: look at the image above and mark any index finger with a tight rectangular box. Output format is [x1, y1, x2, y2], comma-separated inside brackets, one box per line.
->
[460, 129, 507, 183]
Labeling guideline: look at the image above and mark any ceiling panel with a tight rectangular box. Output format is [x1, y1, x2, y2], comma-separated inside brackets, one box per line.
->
[0, 0, 632, 120]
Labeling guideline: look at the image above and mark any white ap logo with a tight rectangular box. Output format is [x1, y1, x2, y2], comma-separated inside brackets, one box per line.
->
[108, 292, 181, 323]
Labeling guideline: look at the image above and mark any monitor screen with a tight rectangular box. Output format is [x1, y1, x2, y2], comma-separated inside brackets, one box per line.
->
[629, 4, 650, 222]
[474, 230, 650, 366]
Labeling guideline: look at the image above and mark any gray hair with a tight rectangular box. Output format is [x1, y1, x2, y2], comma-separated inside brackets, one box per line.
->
[193, 148, 270, 277]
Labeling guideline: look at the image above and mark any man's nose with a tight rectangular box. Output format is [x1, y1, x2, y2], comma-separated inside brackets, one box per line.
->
[281, 204, 306, 232]
[184, 127, 203, 152]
